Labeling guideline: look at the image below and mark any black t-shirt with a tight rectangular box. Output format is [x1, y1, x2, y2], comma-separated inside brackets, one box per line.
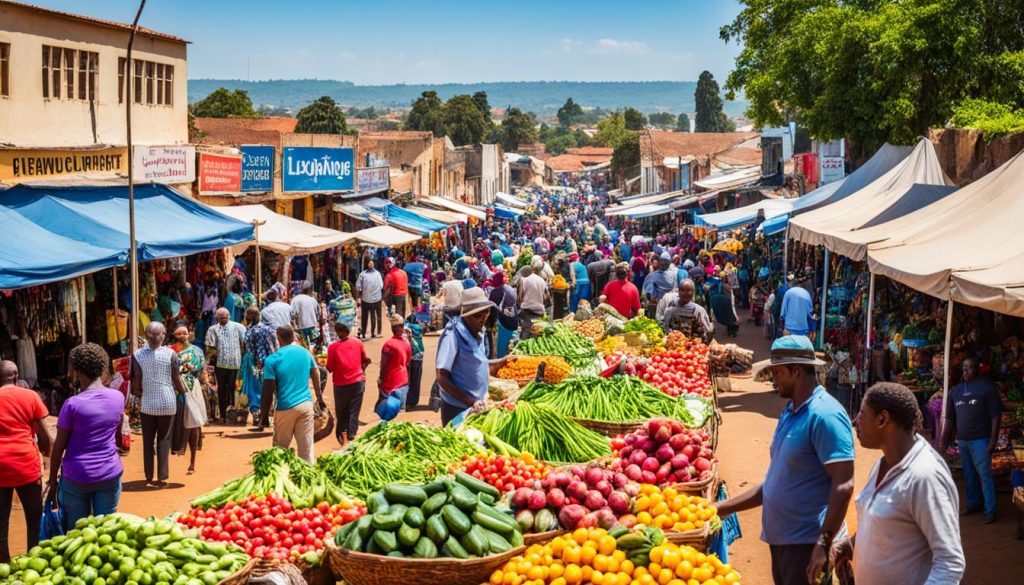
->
[946, 378, 1001, 441]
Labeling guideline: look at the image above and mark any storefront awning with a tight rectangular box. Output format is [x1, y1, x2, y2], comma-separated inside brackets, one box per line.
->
[359, 198, 450, 236]
[420, 195, 487, 221]
[407, 205, 466, 224]
[351, 225, 423, 247]
[3, 183, 254, 262]
[496, 192, 530, 209]
[0, 204, 127, 289]
[214, 205, 353, 255]
[493, 205, 525, 219]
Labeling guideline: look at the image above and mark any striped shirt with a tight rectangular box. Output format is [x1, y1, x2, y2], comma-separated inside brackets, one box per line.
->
[134, 346, 179, 416]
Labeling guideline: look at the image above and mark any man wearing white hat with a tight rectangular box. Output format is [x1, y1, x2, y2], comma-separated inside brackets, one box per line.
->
[435, 288, 499, 426]
[716, 335, 855, 585]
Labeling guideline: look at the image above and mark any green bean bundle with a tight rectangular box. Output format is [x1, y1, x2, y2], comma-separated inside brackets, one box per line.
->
[511, 323, 598, 368]
[518, 376, 696, 424]
[463, 401, 611, 463]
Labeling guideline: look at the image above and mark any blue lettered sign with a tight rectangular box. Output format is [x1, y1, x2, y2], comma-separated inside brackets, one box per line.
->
[282, 147, 354, 192]
[240, 145, 274, 192]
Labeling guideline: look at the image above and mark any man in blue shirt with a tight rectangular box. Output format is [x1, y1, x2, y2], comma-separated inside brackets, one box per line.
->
[716, 335, 855, 585]
[642, 252, 675, 317]
[780, 278, 815, 337]
[435, 288, 499, 426]
[257, 326, 325, 464]
[402, 256, 427, 311]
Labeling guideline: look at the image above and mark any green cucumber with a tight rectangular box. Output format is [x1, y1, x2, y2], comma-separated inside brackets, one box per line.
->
[484, 529, 513, 554]
[355, 515, 374, 539]
[471, 510, 515, 535]
[425, 514, 448, 544]
[455, 471, 500, 499]
[372, 530, 397, 554]
[421, 492, 448, 517]
[366, 492, 390, 515]
[450, 485, 478, 513]
[474, 503, 518, 531]
[403, 508, 425, 528]
[508, 530, 524, 547]
[387, 550, 405, 558]
[441, 505, 472, 536]
[460, 525, 488, 556]
[478, 492, 496, 506]
[384, 484, 428, 506]
[412, 536, 438, 559]
[397, 523, 421, 548]
[421, 479, 447, 496]
[371, 511, 403, 531]
[441, 536, 469, 559]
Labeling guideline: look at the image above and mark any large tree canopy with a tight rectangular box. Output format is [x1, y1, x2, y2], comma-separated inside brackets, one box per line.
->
[405, 91, 448, 137]
[500, 108, 539, 152]
[189, 88, 258, 118]
[721, 0, 1024, 149]
[294, 96, 352, 134]
[445, 94, 490, 146]
[694, 71, 733, 132]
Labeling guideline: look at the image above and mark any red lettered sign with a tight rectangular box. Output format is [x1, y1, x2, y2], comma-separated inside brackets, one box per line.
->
[198, 152, 242, 194]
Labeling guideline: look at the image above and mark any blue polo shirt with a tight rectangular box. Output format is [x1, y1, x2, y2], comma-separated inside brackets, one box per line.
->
[762, 386, 854, 545]
[263, 344, 316, 411]
[780, 286, 814, 335]
[435, 317, 489, 408]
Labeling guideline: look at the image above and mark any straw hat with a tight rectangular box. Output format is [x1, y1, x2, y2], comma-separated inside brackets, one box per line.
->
[752, 335, 826, 379]
[461, 287, 496, 318]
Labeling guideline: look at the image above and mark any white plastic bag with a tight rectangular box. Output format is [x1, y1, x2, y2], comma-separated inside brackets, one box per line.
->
[183, 379, 208, 429]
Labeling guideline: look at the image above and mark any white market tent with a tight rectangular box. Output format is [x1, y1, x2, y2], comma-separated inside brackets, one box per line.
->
[699, 143, 914, 231]
[351, 225, 423, 247]
[495, 192, 529, 209]
[867, 147, 1024, 315]
[788, 138, 956, 260]
[216, 204, 353, 254]
[407, 205, 466, 225]
[420, 195, 487, 221]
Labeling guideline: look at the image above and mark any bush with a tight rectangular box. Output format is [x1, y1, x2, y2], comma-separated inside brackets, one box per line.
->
[950, 98, 1024, 140]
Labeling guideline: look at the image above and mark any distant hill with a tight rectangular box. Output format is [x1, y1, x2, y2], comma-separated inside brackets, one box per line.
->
[187, 79, 748, 118]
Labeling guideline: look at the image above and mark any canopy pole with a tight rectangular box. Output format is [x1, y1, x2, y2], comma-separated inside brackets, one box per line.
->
[78, 277, 87, 344]
[125, 0, 146, 354]
[819, 248, 830, 346]
[253, 219, 266, 300]
[940, 299, 954, 424]
[864, 272, 875, 383]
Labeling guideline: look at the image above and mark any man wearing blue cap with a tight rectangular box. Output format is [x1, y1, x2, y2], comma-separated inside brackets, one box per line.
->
[716, 335, 855, 585]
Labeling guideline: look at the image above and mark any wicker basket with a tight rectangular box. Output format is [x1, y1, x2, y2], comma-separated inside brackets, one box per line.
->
[325, 539, 526, 585]
[668, 463, 719, 500]
[523, 529, 566, 546]
[572, 418, 646, 437]
[663, 523, 711, 552]
[217, 558, 306, 585]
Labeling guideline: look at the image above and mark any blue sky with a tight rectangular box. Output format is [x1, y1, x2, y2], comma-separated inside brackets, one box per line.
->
[36, 0, 744, 84]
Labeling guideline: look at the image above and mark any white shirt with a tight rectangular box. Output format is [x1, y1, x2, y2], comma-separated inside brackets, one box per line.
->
[261, 301, 292, 329]
[355, 270, 384, 303]
[442, 280, 464, 310]
[518, 274, 547, 314]
[853, 435, 965, 585]
[656, 291, 679, 323]
[290, 294, 319, 329]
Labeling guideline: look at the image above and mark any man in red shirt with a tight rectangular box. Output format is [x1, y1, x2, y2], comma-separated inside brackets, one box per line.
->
[382, 258, 410, 318]
[376, 314, 412, 421]
[325, 322, 370, 444]
[601, 263, 641, 319]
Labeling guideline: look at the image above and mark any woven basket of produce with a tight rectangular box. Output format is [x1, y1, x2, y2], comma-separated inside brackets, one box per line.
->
[522, 529, 567, 546]
[663, 523, 711, 552]
[572, 417, 646, 437]
[701, 410, 721, 451]
[670, 467, 719, 500]
[218, 558, 306, 585]
[496, 355, 573, 384]
[325, 540, 525, 585]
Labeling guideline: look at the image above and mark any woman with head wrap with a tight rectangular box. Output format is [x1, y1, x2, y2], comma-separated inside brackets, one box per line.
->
[172, 326, 207, 474]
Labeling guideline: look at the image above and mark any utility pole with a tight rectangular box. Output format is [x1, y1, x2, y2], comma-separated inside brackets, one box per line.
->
[126, 0, 147, 354]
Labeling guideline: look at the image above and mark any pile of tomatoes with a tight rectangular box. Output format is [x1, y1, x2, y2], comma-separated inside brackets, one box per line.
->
[455, 452, 551, 493]
[639, 346, 712, 398]
[178, 493, 366, 561]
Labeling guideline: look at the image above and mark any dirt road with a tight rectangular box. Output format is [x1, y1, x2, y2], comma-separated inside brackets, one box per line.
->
[7, 325, 1021, 583]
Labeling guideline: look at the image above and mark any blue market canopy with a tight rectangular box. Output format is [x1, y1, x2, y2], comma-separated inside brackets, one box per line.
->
[493, 205, 525, 219]
[360, 198, 450, 236]
[3, 183, 255, 262]
[0, 204, 127, 289]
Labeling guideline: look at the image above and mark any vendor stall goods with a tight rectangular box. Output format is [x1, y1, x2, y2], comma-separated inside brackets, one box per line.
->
[334, 473, 525, 558]
[606, 420, 716, 486]
[518, 377, 696, 425]
[639, 346, 712, 398]
[464, 401, 612, 463]
[487, 526, 742, 585]
[623, 316, 665, 346]
[511, 323, 599, 369]
[497, 355, 573, 384]
[0, 514, 249, 585]
[454, 452, 552, 493]
[507, 463, 636, 533]
[316, 422, 481, 499]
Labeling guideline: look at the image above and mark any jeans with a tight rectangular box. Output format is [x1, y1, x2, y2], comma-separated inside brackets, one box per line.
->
[407, 358, 423, 410]
[361, 300, 381, 337]
[959, 438, 997, 517]
[333, 382, 365, 441]
[0, 480, 41, 562]
[409, 287, 422, 311]
[570, 283, 590, 312]
[141, 413, 173, 482]
[769, 544, 822, 585]
[214, 367, 239, 420]
[389, 296, 407, 318]
[59, 474, 122, 531]
[441, 400, 469, 427]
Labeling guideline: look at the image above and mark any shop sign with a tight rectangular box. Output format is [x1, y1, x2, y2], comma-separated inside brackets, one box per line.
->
[0, 147, 127, 181]
[198, 152, 242, 194]
[282, 147, 354, 192]
[819, 156, 845, 186]
[133, 145, 195, 184]
[356, 166, 390, 195]
[241, 145, 274, 192]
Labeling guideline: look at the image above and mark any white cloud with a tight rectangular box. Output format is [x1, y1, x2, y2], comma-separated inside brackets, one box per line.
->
[591, 38, 650, 55]
[560, 38, 583, 53]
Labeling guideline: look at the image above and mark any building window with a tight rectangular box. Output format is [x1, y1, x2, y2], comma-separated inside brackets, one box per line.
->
[41, 45, 97, 101]
[119, 57, 173, 106]
[0, 43, 9, 97]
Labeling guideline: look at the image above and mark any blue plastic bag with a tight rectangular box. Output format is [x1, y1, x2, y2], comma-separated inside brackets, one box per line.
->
[374, 385, 409, 421]
[39, 494, 64, 541]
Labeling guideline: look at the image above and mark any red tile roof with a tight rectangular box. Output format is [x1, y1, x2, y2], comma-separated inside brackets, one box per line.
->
[1, 0, 189, 43]
[642, 129, 760, 162]
[359, 131, 433, 142]
[566, 146, 613, 156]
[194, 117, 297, 148]
[545, 153, 611, 173]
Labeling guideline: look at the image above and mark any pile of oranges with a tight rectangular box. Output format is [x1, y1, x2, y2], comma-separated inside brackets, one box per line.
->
[487, 527, 742, 585]
[631, 485, 719, 534]
[497, 355, 572, 382]
[571, 318, 606, 340]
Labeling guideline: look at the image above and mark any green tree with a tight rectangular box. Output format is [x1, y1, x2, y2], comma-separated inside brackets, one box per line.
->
[500, 108, 539, 152]
[676, 113, 691, 132]
[294, 96, 352, 134]
[557, 98, 585, 126]
[539, 124, 590, 154]
[694, 71, 733, 132]
[648, 112, 677, 128]
[472, 91, 492, 119]
[189, 87, 258, 118]
[593, 112, 632, 149]
[612, 133, 641, 181]
[624, 107, 648, 131]
[405, 91, 448, 137]
[720, 0, 1024, 150]
[445, 94, 489, 146]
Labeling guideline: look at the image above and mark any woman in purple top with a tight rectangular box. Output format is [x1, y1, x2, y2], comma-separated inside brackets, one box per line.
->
[48, 343, 124, 528]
